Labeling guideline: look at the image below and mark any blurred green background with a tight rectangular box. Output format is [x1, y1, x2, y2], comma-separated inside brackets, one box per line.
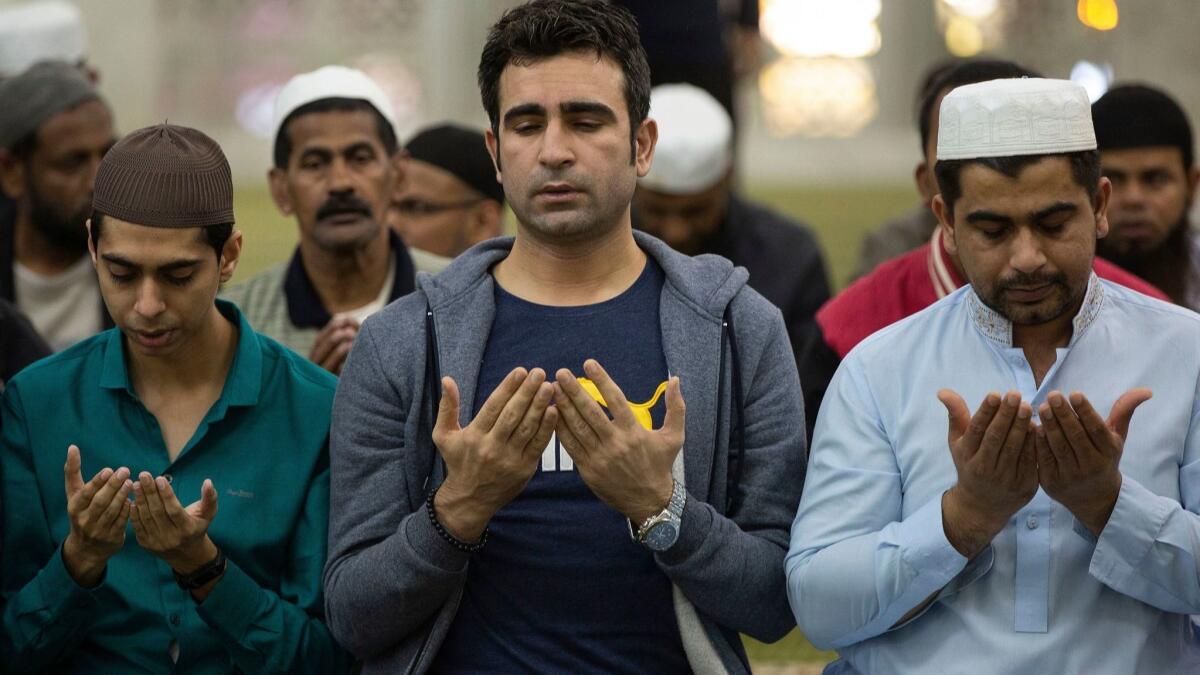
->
[230, 182, 918, 667]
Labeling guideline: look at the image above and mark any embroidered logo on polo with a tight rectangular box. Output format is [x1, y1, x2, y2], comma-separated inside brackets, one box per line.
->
[539, 377, 669, 472]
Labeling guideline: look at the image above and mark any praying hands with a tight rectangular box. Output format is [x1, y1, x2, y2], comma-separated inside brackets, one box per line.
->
[1034, 388, 1152, 536]
[940, 387, 1153, 556]
[553, 359, 685, 525]
[130, 472, 223, 599]
[61, 445, 132, 588]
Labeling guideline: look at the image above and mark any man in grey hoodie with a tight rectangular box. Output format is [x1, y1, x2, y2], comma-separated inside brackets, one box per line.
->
[323, 1, 806, 672]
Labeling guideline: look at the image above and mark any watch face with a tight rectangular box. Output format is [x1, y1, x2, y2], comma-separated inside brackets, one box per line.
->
[644, 521, 679, 552]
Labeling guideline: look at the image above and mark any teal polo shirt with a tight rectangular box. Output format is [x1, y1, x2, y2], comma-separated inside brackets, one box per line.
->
[0, 301, 350, 673]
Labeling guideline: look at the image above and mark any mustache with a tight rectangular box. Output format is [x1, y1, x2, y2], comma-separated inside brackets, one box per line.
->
[316, 195, 373, 221]
[995, 271, 1068, 290]
[528, 171, 587, 192]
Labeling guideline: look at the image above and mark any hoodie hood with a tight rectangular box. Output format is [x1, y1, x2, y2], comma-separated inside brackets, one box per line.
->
[417, 229, 749, 320]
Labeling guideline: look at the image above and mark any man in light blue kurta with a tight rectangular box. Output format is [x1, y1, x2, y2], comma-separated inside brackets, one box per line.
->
[787, 77, 1200, 674]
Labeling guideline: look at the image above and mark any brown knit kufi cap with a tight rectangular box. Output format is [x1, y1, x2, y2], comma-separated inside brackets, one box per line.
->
[93, 123, 234, 228]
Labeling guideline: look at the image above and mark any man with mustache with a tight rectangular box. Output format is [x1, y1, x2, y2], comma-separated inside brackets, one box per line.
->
[1093, 84, 1200, 310]
[0, 61, 116, 351]
[323, 1, 806, 672]
[788, 78, 1200, 673]
[222, 66, 447, 375]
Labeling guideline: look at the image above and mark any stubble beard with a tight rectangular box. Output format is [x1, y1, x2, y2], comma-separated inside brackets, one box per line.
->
[515, 178, 634, 246]
[978, 272, 1081, 327]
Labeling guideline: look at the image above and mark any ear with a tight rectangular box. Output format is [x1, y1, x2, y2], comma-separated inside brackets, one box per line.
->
[86, 218, 98, 265]
[0, 149, 26, 201]
[267, 168, 294, 216]
[1186, 165, 1199, 207]
[1093, 176, 1112, 240]
[469, 199, 504, 243]
[634, 118, 658, 177]
[219, 230, 244, 283]
[914, 160, 934, 206]
[484, 127, 502, 183]
[932, 193, 957, 257]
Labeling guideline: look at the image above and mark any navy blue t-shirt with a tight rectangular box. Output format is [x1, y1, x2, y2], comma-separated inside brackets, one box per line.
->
[430, 260, 690, 674]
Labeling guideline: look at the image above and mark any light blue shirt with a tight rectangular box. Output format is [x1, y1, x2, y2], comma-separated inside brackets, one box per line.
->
[787, 276, 1200, 674]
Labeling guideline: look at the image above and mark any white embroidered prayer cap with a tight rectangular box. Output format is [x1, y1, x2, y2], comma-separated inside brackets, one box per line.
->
[0, 1, 88, 78]
[271, 65, 398, 151]
[640, 83, 732, 195]
[936, 78, 1096, 161]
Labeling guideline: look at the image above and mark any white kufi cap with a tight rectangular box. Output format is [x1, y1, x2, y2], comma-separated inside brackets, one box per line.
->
[641, 83, 732, 194]
[0, 1, 88, 78]
[937, 78, 1096, 161]
[271, 65, 398, 150]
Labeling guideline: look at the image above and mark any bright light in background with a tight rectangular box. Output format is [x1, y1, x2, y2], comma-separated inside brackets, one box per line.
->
[944, 16, 985, 56]
[936, 0, 1007, 58]
[760, 0, 882, 58]
[1070, 60, 1114, 102]
[759, 58, 878, 138]
[942, 0, 999, 19]
[1078, 0, 1119, 31]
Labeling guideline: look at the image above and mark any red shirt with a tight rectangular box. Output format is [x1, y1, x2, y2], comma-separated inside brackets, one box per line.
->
[818, 228, 1171, 359]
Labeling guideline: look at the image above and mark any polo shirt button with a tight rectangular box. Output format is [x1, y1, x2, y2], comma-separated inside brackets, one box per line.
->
[170, 613, 181, 626]
[163, 474, 173, 484]
[1026, 516, 1039, 530]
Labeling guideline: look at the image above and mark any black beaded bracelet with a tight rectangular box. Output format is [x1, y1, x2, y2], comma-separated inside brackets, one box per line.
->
[426, 488, 488, 553]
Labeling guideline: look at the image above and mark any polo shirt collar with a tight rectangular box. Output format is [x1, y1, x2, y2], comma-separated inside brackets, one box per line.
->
[283, 228, 416, 329]
[99, 300, 263, 408]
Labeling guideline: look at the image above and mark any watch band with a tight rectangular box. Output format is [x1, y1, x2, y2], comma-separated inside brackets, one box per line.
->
[635, 480, 686, 543]
[174, 547, 226, 591]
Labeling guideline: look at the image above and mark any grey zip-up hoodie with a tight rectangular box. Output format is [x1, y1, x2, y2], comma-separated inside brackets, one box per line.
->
[324, 232, 807, 673]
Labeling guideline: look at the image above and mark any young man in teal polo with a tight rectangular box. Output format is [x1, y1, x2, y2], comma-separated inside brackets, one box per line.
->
[0, 123, 349, 673]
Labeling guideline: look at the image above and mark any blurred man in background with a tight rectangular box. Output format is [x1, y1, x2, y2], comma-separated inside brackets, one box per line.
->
[391, 123, 504, 258]
[1093, 84, 1200, 310]
[634, 82, 830, 440]
[0, 61, 115, 352]
[223, 65, 447, 375]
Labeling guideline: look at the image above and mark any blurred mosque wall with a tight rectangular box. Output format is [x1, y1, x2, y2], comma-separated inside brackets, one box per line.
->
[8, 0, 1200, 188]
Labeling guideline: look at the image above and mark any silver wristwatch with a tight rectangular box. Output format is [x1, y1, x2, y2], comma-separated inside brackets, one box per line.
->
[631, 480, 686, 552]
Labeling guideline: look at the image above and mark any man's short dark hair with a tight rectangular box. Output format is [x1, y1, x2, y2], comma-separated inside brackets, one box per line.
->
[272, 97, 398, 169]
[918, 59, 1041, 153]
[477, 0, 651, 158]
[90, 210, 233, 259]
[1093, 83, 1195, 171]
[934, 150, 1101, 220]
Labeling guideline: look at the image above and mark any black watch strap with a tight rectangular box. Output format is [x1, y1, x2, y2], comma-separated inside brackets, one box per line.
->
[174, 547, 226, 591]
